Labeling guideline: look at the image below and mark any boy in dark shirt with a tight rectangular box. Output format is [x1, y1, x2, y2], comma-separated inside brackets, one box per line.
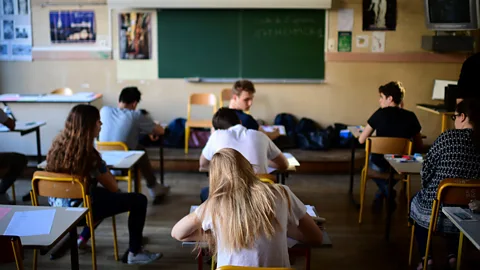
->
[358, 81, 423, 204]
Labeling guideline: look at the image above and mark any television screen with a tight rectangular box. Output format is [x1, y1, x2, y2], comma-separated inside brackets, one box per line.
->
[428, 0, 471, 24]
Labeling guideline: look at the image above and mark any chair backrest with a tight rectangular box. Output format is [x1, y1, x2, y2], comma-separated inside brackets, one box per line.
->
[96, 141, 129, 151]
[438, 178, 480, 205]
[257, 174, 276, 184]
[217, 266, 294, 270]
[31, 171, 87, 203]
[366, 137, 413, 155]
[188, 93, 218, 120]
[51, 87, 74, 96]
[220, 88, 232, 107]
[0, 235, 24, 269]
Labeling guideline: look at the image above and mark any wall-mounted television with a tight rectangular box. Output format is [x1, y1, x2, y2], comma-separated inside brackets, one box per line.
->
[425, 0, 480, 30]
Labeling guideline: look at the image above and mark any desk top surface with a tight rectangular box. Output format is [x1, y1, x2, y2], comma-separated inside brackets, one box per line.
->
[38, 150, 145, 170]
[0, 121, 46, 132]
[0, 93, 102, 103]
[0, 205, 87, 249]
[385, 155, 422, 175]
[442, 207, 480, 250]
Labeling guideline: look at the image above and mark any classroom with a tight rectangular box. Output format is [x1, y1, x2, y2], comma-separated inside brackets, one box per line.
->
[1, 0, 480, 269]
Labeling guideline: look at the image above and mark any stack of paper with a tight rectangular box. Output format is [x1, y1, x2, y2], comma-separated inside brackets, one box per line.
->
[100, 151, 134, 166]
[4, 209, 56, 236]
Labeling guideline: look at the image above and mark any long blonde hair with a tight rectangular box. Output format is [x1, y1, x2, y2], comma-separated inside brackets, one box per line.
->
[197, 148, 285, 254]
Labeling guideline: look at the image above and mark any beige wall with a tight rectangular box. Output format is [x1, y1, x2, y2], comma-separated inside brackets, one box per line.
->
[0, 0, 462, 144]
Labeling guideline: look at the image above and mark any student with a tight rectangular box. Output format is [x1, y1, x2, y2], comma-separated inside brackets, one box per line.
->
[46, 104, 161, 264]
[229, 80, 281, 140]
[457, 53, 480, 102]
[0, 109, 28, 204]
[99, 86, 167, 202]
[410, 99, 480, 270]
[172, 148, 323, 268]
[358, 81, 423, 206]
[199, 108, 289, 201]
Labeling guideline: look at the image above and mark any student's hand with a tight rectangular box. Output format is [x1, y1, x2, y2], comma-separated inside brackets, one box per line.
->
[3, 118, 15, 131]
[149, 134, 159, 141]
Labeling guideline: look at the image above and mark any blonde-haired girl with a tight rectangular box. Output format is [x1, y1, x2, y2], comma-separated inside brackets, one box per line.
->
[171, 148, 323, 267]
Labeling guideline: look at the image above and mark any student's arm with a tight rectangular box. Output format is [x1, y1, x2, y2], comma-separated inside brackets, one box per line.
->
[266, 136, 288, 170]
[287, 214, 323, 245]
[171, 212, 204, 242]
[94, 160, 119, 192]
[199, 133, 215, 170]
[138, 113, 164, 136]
[358, 124, 374, 144]
[259, 126, 281, 140]
[412, 133, 424, 153]
[0, 110, 15, 130]
[152, 123, 165, 135]
[199, 154, 210, 171]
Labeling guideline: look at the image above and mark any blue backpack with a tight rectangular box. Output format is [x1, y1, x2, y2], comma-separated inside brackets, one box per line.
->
[163, 118, 186, 148]
[273, 113, 298, 149]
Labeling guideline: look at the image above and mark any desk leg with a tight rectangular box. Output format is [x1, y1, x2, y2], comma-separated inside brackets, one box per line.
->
[350, 139, 360, 208]
[385, 169, 394, 242]
[69, 227, 79, 270]
[441, 114, 448, 133]
[197, 249, 203, 270]
[35, 128, 42, 164]
[160, 137, 165, 185]
[280, 173, 286, 185]
[305, 247, 311, 270]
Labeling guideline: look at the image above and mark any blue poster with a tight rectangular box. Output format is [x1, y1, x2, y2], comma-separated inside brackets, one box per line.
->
[49, 10, 96, 43]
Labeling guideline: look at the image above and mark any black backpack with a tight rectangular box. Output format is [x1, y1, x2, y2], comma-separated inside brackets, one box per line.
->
[273, 113, 298, 149]
[296, 118, 334, 150]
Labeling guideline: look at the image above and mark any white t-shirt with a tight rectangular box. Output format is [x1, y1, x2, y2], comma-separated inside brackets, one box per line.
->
[201, 124, 282, 173]
[195, 185, 306, 268]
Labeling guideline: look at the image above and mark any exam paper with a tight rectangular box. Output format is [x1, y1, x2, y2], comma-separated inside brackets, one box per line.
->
[4, 209, 56, 236]
[100, 151, 134, 166]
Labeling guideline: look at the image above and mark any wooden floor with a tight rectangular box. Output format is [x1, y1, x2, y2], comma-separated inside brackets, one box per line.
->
[3, 172, 480, 270]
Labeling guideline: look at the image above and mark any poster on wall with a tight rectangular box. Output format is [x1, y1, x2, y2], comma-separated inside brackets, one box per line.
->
[49, 10, 96, 43]
[363, 0, 396, 31]
[118, 12, 152, 60]
[0, 0, 32, 61]
[338, 32, 352, 52]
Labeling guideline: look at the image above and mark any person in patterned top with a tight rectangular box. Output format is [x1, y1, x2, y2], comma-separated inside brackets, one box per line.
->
[410, 99, 480, 270]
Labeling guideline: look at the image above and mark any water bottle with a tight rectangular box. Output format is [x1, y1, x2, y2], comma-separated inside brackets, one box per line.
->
[3, 106, 15, 121]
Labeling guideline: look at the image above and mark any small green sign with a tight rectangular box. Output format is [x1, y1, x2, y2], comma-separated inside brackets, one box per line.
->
[338, 31, 352, 52]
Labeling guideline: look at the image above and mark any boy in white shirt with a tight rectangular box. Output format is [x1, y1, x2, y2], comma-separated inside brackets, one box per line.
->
[199, 108, 289, 201]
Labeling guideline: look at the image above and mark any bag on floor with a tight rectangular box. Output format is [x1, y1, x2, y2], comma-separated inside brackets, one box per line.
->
[163, 118, 186, 148]
[296, 118, 334, 150]
[273, 113, 298, 149]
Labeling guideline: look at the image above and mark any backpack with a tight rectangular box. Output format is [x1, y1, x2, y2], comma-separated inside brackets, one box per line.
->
[163, 118, 186, 148]
[273, 113, 298, 149]
[296, 118, 334, 150]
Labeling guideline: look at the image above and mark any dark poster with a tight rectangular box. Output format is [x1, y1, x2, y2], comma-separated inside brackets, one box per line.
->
[363, 0, 397, 31]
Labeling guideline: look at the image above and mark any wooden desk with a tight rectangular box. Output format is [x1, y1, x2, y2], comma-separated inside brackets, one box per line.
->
[38, 150, 145, 192]
[183, 204, 331, 270]
[443, 207, 480, 250]
[199, 152, 299, 185]
[0, 121, 46, 164]
[385, 155, 422, 241]
[416, 105, 455, 132]
[0, 93, 102, 156]
[0, 205, 88, 270]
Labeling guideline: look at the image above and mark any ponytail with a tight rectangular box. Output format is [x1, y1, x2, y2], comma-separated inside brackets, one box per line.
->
[456, 99, 480, 150]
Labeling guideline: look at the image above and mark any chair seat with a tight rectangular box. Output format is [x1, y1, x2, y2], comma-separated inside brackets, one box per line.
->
[186, 120, 212, 128]
[367, 168, 404, 181]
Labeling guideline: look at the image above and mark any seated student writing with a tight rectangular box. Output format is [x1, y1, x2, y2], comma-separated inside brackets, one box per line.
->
[199, 108, 289, 201]
[46, 104, 161, 265]
[358, 81, 423, 208]
[99, 86, 167, 202]
[172, 148, 323, 268]
[410, 99, 480, 270]
[229, 80, 281, 140]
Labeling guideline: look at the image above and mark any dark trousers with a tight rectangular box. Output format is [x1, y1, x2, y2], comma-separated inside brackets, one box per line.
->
[414, 223, 459, 258]
[80, 187, 147, 253]
[136, 145, 158, 188]
[0, 153, 27, 194]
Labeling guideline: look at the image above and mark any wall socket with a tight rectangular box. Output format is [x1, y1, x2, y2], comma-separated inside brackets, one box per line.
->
[328, 38, 336, 52]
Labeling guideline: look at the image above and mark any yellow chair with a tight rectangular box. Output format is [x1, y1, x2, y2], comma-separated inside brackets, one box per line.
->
[185, 93, 217, 154]
[95, 141, 140, 193]
[51, 87, 74, 95]
[408, 178, 480, 270]
[358, 137, 413, 224]
[257, 174, 277, 184]
[217, 266, 294, 270]
[31, 171, 119, 270]
[0, 235, 24, 270]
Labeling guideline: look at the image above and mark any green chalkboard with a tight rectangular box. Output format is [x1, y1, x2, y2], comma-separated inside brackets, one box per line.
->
[157, 9, 325, 80]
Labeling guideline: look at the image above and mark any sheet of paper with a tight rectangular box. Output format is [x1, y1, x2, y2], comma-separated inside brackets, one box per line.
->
[371, 32, 386, 53]
[100, 151, 134, 166]
[190, 205, 199, 213]
[4, 209, 56, 236]
[356, 35, 369, 48]
[66, 207, 86, 212]
[306, 205, 317, 217]
[0, 207, 11, 221]
[337, 8, 354, 31]
[287, 237, 298, 248]
[261, 125, 286, 135]
[283, 153, 300, 166]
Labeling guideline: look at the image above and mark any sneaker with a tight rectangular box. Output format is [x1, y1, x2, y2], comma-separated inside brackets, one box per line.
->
[77, 238, 91, 254]
[148, 184, 170, 198]
[127, 250, 162, 265]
